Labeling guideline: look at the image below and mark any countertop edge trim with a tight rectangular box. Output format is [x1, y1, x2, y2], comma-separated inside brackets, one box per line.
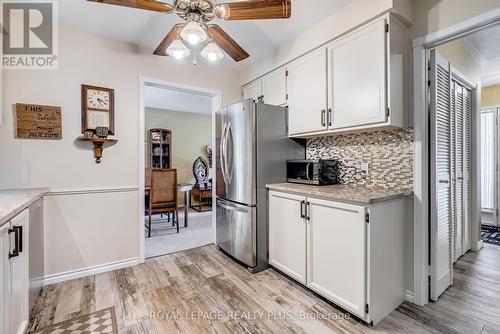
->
[266, 185, 414, 206]
[0, 192, 46, 227]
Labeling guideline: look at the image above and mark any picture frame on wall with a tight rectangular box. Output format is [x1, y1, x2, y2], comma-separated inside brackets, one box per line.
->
[81, 84, 115, 135]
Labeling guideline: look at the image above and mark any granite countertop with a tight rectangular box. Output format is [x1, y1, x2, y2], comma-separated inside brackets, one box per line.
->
[266, 183, 413, 205]
[0, 188, 48, 226]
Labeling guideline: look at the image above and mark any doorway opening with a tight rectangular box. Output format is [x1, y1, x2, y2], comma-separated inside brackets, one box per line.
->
[138, 77, 221, 261]
[413, 10, 500, 305]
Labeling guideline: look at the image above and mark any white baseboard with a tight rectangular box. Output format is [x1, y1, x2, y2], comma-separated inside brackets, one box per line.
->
[476, 240, 484, 251]
[405, 290, 414, 303]
[43, 257, 139, 286]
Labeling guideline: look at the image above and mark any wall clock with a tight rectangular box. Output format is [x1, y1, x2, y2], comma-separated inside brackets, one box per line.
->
[81, 84, 115, 135]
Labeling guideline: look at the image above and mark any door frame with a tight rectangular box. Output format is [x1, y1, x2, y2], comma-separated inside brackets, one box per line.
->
[138, 76, 222, 263]
[481, 105, 500, 227]
[412, 7, 500, 306]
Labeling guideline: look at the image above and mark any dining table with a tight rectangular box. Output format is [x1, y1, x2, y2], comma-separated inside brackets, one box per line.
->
[145, 171, 193, 228]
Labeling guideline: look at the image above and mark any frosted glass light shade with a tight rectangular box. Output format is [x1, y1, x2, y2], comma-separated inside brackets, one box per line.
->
[201, 42, 224, 62]
[180, 21, 208, 45]
[166, 39, 190, 59]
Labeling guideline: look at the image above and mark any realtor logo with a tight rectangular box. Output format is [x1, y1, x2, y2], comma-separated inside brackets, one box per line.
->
[2, 0, 58, 69]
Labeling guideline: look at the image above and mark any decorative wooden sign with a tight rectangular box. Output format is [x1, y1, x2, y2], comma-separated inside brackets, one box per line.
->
[16, 103, 62, 140]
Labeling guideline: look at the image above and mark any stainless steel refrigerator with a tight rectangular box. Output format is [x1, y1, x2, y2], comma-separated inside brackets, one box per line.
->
[216, 99, 305, 273]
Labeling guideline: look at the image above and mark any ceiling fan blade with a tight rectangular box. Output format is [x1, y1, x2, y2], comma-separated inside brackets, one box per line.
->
[215, 0, 291, 20]
[207, 25, 249, 62]
[87, 0, 174, 13]
[153, 24, 185, 56]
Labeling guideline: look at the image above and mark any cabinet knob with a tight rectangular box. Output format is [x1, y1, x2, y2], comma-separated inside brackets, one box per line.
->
[321, 110, 326, 127]
[328, 108, 332, 126]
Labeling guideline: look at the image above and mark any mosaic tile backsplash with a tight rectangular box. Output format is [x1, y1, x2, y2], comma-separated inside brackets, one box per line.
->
[307, 128, 414, 190]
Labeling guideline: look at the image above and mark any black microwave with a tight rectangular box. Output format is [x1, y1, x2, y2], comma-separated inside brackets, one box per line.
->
[286, 160, 340, 186]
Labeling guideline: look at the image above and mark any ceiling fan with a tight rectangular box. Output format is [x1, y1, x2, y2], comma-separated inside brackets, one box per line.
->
[87, 0, 292, 63]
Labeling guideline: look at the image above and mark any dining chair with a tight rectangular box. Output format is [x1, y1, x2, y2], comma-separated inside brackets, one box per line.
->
[145, 168, 179, 238]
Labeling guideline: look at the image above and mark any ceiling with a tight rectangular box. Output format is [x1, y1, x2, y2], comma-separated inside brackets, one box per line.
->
[461, 24, 500, 87]
[59, 0, 353, 68]
[145, 85, 213, 114]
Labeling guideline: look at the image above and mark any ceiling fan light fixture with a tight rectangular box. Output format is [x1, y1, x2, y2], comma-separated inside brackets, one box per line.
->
[201, 42, 224, 62]
[180, 21, 208, 45]
[166, 39, 191, 59]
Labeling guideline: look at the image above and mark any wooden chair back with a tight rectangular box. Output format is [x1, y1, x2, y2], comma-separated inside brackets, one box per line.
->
[150, 169, 177, 206]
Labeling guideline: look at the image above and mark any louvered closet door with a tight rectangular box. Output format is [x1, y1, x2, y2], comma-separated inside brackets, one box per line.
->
[463, 88, 473, 253]
[450, 81, 456, 262]
[430, 50, 453, 301]
[454, 82, 464, 261]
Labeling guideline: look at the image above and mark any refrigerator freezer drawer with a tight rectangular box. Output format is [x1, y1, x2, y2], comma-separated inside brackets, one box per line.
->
[216, 198, 257, 267]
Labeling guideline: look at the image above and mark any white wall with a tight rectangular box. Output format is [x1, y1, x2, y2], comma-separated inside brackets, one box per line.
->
[0, 25, 241, 279]
[409, 0, 500, 39]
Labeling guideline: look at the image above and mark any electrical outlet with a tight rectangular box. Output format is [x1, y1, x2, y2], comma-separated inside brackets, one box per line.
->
[360, 163, 369, 175]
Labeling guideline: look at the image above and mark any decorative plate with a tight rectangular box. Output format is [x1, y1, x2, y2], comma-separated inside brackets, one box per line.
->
[193, 156, 209, 184]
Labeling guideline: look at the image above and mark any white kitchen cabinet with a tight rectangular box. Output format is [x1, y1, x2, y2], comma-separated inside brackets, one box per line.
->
[243, 67, 288, 106]
[1, 209, 30, 334]
[328, 19, 387, 129]
[243, 14, 407, 137]
[243, 80, 262, 102]
[307, 198, 367, 318]
[10, 209, 30, 334]
[0, 223, 11, 334]
[268, 190, 407, 325]
[327, 16, 407, 131]
[262, 67, 287, 106]
[287, 48, 328, 135]
[268, 191, 307, 284]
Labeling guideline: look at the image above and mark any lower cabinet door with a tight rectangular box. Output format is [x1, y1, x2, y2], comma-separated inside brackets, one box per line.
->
[10, 209, 30, 334]
[307, 198, 367, 318]
[268, 191, 307, 284]
[0, 223, 11, 334]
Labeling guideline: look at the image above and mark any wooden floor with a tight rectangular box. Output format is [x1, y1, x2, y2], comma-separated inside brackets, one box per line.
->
[29, 244, 500, 334]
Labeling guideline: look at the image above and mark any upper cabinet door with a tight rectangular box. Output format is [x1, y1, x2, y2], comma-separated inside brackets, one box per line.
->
[242, 80, 262, 102]
[287, 48, 328, 135]
[262, 67, 287, 106]
[328, 19, 387, 129]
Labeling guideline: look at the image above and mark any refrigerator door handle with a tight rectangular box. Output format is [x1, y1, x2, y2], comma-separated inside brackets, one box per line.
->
[225, 122, 233, 183]
[218, 199, 249, 213]
[220, 123, 228, 184]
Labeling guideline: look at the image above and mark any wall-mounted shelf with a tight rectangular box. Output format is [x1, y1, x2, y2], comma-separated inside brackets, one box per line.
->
[77, 137, 118, 164]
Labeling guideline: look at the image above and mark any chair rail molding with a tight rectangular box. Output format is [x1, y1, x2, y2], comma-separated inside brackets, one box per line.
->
[46, 187, 139, 196]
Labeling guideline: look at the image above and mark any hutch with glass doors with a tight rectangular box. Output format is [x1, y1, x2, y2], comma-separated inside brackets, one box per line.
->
[147, 129, 172, 169]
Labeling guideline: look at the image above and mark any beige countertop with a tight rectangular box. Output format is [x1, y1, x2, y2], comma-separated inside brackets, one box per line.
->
[0, 188, 48, 226]
[266, 183, 413, 205]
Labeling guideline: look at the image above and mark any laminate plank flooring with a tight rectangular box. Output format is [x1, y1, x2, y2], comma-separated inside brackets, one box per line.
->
[29, 244, 500, 334]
